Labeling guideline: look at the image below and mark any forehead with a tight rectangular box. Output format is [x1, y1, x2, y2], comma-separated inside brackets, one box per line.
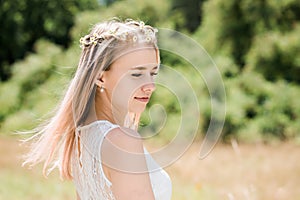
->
[111, 47, 159, 70]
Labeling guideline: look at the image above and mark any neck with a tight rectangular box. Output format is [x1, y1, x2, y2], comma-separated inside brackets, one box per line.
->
[95, 91, 141, 130]
[95, 91, 127, 126]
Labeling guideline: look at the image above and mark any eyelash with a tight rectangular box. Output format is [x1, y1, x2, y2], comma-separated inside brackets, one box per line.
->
[131, 73, 142, 77]
[131, 72, 158, 77]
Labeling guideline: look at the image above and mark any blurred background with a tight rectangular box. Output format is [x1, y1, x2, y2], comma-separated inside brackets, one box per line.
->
[0, 0, 299, 199]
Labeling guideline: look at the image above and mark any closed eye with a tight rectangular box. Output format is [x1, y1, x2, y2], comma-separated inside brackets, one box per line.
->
[131, 73, 142, 77]
[151, 72, 158, 76]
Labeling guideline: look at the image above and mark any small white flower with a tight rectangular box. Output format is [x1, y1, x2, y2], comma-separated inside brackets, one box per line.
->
[146, 36, 151, 43]
[79, 37, 84, 43]
[146, 29, 152, 35]
[132, 35, 138, 42]
[139, 21, 145, 30]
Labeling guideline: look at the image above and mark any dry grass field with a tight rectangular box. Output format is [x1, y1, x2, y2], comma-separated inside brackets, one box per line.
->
[0, 135, 299, 200]
[165, 140, 300, 200]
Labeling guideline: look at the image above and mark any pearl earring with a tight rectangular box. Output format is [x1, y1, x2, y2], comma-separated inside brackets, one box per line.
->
[100, 85, 104, 93]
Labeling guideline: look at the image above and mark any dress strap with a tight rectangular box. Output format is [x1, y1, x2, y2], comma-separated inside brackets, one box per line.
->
[97, 123, 120, 186]
[76, 120, 120, 187]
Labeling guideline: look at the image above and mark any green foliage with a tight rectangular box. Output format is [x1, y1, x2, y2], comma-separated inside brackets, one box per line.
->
[199, 0, 300, 68]
[193, 0, 300, 142]
[170, 0, 206, 32]
[70, 0, 170, 46]
[223, 72, 300, 142]
[246, 26, 300, 83]
[0, 82, 20, 122]
[1, 0, 300, 143]
[0, 40, 64, 131]
[0, 0, 99, 81]
[104, 0, 170, 26]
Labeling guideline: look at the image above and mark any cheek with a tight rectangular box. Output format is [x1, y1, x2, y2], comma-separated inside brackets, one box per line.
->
[109, 77, 138, 109]
[113, 76, 145, 97]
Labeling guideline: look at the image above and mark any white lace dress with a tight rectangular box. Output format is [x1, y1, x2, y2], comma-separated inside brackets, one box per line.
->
[72, 120, 172, 200]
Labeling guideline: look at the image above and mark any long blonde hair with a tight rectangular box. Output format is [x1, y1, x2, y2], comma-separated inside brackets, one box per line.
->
[23, 19, 159, 179]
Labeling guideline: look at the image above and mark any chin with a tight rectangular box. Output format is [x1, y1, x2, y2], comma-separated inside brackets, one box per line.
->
[129, 108, 145, 114]
[129, 104, 146, 114]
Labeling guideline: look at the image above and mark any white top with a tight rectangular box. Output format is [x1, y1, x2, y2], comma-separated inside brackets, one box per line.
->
[72, 120, 172, 200]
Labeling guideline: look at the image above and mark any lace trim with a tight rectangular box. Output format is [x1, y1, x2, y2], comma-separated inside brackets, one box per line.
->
[72, 120, 172, 200]
[72, 120, 119, 200]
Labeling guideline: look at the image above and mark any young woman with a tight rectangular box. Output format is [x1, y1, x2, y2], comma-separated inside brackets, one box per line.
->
[23, 19, 172, 200]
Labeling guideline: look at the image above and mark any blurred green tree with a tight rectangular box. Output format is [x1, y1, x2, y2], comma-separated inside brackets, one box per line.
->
[170, 0, 207, 32]
[246, 27, 300, 83]
[215, 0, 300, 70]
[0, 0, 99, 82]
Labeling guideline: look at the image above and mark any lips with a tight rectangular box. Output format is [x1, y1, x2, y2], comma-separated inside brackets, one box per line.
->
[134, 97, 150, 103]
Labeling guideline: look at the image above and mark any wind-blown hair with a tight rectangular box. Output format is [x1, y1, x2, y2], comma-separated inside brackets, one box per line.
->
[23, 19, 159, 179]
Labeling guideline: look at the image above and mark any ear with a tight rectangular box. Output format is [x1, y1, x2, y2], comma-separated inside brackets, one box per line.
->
[95, 79, 102, 87]
[95, 73, 105, 87]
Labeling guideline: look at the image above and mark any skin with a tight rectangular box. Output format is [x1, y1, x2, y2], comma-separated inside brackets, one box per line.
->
[95, 46, 159, 124]
[94, 46, 159, 200]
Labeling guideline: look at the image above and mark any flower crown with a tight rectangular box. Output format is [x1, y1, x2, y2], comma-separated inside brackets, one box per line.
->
[79, 21, 158, 48]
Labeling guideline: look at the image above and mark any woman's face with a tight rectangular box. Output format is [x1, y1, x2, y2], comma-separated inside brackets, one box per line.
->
[100, 46, 159, 116]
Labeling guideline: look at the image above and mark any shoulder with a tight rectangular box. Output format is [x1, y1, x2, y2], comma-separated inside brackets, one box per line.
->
[101, 127, 147, 173]
[104, 127, 144, 153]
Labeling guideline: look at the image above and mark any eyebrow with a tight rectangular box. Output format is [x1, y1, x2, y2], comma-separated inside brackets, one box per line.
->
[131, 65, 158, 70]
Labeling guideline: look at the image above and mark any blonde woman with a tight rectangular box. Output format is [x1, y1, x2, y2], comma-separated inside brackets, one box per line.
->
[23, 19, 172, 200]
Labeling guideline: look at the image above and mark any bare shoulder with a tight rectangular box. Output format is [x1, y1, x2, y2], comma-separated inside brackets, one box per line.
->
[101, 127, 154, 199]
[101, 127, 147, 174]
[103, 127, 144, 153]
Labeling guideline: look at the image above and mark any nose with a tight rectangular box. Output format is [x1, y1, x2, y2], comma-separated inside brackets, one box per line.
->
[141, 82, 156, 94]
